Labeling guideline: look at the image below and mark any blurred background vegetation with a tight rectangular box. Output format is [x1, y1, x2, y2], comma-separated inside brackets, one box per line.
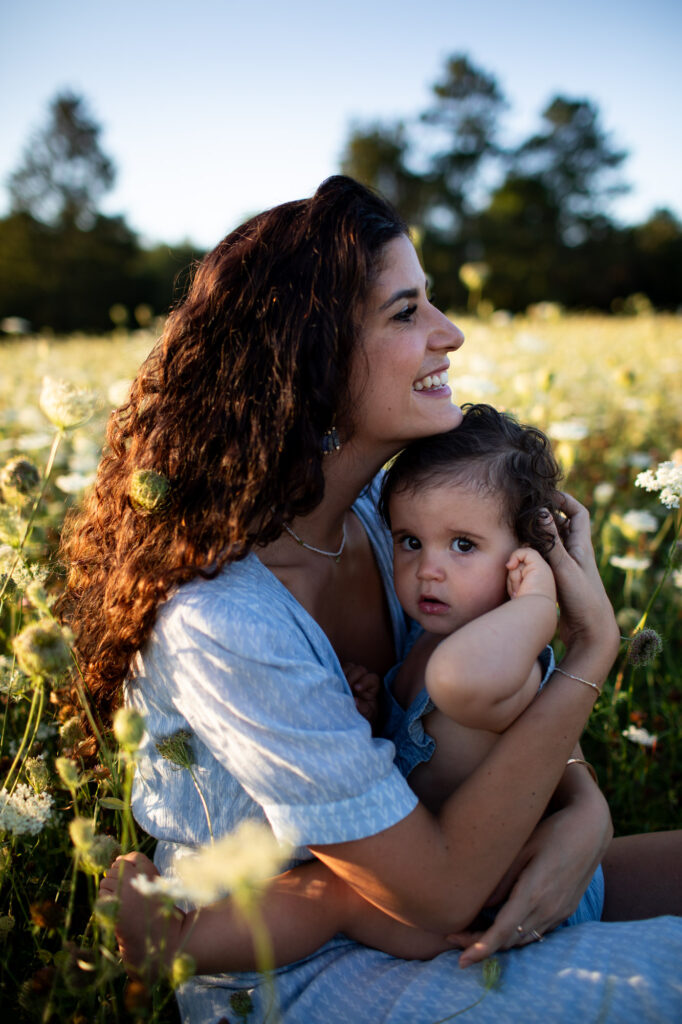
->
[1, 53, 680, 336]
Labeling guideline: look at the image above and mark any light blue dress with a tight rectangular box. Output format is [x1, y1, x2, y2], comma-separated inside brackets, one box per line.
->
[128, 482, 682, 1023]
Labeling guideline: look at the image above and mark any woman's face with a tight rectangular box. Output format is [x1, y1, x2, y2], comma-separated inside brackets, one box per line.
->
[347, 235, 464, 456]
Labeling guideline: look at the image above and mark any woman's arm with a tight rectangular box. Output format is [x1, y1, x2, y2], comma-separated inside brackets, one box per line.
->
[425, 548, 557, 731]
[310, 497, 620, 935]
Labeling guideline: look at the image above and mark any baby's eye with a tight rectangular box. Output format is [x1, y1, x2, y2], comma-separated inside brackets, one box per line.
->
[451, 537, 474, 553]
[397, 535, 421, 551]
[392, 304, 417, 323]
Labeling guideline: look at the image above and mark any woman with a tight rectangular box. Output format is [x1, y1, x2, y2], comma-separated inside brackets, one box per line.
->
[63, 176, 682, 1022]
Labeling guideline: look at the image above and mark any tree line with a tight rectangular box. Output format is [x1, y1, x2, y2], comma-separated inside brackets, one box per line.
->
[1, 65, 680, 333]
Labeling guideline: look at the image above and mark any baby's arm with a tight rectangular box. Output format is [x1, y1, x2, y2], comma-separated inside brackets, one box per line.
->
[343, 662, 382, 731]
[425, 548, 557, 733]
[101, 852, 453, 979]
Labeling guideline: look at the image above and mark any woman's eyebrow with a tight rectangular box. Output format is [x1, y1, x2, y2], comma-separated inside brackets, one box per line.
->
[379, 286, 420, 311]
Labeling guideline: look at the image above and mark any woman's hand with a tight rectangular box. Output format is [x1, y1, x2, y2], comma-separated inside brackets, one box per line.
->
[544, 495, 619, 654]
[449, 773, 612, 966]
[100, 852, 183, 981]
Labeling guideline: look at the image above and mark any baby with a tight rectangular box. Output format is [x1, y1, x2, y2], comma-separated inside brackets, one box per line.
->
[103, 405, 599, 976]
[346, 401, 564, 811]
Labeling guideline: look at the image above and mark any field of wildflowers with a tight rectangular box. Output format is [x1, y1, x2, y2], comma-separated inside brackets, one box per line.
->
[0, 313, 680, 1020]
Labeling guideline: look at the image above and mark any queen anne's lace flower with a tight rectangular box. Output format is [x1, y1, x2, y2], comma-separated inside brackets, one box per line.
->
[620, 509, 658, 534]
[622, 725, 658, 748]
[39, 377, 97, 430]
[609, 555, 651, 572]
[636, 460, 682, 509]
[0, 784, 54, 837]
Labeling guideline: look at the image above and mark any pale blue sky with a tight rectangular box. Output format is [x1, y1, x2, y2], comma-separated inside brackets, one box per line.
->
[2, 0, 680, 247]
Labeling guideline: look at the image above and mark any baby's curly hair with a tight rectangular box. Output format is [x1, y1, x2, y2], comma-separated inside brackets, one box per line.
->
[379, 403, 567, 557]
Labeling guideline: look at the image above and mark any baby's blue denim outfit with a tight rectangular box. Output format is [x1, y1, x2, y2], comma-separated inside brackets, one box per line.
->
[128, 478, 682, 1023]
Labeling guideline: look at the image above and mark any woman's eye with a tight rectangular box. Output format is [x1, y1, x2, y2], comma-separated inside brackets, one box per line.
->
[451, 537, 474, 553]
[398, 535, 421, 551]
[393, 304, 417, 323]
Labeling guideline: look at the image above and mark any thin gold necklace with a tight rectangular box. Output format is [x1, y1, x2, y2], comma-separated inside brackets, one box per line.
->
[282, 520, 347, 564]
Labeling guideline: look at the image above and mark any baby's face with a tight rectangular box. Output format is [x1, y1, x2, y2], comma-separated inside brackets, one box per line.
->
[389, 479, 519, 635]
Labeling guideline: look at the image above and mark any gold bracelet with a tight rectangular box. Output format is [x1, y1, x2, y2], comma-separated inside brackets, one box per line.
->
[554, 666, 601, 697]
[566, 757, 598, 784]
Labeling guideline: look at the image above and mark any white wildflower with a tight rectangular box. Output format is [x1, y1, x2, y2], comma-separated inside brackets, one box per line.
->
[0, 784, 54, 837]
[610, 555, 652, 572]
[54, 472, 96, 494]
[673, 569, 682, 590]
[107, 379, 132, 407]
[635, 461, 682, 509]
[39, 377, 97, 430]
[620, 510, 659, 534]
[593, 483, 615, 506]
[171, 820, 292, 907]
[547, 419, 589, 443]
[622, 725, 658, 748]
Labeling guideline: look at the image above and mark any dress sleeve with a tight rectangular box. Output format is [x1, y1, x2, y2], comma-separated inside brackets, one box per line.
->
[150, 578, 418, 847]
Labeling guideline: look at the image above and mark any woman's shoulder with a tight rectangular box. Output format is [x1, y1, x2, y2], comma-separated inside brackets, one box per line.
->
[152, 553, 330, 662]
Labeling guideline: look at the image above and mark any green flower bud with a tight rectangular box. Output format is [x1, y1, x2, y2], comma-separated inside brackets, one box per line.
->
[170, 952, 196, 989]
[81, 834, 120, 875]
[0, 457, 41, 506]
[69, 817, 96, 852]
[482, 956, 502, 990]
[616, 607, 642, 635]
[113, 707, 146, 751]
[93, 894, 119, 931]
[59, 715, 85, 748]
[13, 620, 72, 680]
[25, 756, 50, 793]
[55, 757, 81, 790]
[129, 469, 171, 515]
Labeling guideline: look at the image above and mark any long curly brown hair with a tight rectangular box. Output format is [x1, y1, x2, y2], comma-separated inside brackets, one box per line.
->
[59, 176, 407, 723]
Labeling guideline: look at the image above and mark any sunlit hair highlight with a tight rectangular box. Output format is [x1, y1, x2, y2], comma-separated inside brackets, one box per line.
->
[379, 403, 567, 556]
[59, 176, 407, 723]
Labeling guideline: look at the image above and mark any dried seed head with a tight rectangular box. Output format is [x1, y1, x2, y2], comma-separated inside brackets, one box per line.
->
[0, 457, 40, 506]
[156, 729, 195, 769]
[628, 628, 664, 666]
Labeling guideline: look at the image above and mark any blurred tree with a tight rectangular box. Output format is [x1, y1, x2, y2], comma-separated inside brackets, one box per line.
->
[8, 91, 115, 229]
[511, 96, 628, 245]
[420, 54, 506, 230]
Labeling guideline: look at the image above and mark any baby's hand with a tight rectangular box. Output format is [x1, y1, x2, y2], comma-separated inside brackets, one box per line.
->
[99, 851, 182, 982]
[343, 662, 382, 729]
[506, 547, 557, 604]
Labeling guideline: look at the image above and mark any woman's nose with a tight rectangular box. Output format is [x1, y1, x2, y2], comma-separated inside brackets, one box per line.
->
[429, 310, 464, 353]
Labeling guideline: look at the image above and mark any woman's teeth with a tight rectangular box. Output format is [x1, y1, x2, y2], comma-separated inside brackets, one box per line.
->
[414, 371, 448, 391]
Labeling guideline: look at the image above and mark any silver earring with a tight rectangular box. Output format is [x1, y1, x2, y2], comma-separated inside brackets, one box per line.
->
[321, 427, 341, 455]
